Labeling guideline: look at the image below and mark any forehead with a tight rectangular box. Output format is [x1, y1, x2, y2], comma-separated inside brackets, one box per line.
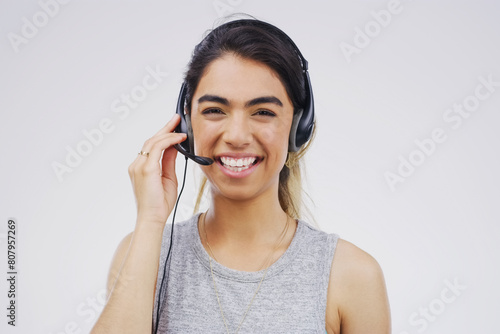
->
[193, 53, 293, 107]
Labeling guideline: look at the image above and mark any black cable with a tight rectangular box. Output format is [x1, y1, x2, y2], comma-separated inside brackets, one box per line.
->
[154, 156, 188, 334]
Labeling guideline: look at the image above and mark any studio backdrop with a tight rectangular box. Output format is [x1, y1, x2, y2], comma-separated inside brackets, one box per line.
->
[1, 1, 499, 333]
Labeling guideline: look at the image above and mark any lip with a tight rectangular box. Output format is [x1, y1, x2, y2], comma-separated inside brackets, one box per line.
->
[215, 153, 263, 179]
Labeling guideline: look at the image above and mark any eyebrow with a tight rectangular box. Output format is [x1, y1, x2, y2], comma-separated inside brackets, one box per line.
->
[197, 95, 283, 108]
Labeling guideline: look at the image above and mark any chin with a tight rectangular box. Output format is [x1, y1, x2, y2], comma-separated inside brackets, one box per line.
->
[210, 178, 279, 204]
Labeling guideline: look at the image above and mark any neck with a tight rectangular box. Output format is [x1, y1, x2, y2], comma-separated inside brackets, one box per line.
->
[205, 188, 289, 247]
[199, 186, 298, 272]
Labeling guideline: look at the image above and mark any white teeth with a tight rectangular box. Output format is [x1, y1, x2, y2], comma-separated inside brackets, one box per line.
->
[219, 156, 257, 172]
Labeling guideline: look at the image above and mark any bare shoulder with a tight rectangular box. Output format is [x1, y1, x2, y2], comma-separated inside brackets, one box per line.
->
[326, 239, 391, 334]
[106, 231, 134, 299]
[333, 239, 384, 280]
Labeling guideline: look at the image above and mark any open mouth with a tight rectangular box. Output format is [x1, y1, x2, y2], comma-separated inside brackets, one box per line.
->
[218, 156, 260, 172]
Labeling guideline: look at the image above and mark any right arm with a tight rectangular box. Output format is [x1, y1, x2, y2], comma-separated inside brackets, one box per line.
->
[91, 114, 187, 333]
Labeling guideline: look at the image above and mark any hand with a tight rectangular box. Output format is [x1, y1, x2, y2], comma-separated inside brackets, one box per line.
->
[128, 114, 187, 226]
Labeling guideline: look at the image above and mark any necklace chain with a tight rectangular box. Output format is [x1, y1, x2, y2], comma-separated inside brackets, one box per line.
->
[202, 212, 290, 334]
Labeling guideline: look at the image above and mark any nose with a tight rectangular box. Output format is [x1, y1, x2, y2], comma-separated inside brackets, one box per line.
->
[222, 113, 252, 148]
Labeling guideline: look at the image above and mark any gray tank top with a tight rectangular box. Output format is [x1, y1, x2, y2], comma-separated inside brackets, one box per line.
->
[152, 213, 339, 333]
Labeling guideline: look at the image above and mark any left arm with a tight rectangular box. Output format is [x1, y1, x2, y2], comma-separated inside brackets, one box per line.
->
[326, 239, 391, 334]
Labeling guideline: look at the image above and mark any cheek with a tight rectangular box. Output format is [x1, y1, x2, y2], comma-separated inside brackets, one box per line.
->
[192, 122, 218, 155]
[259, 127, 289, 159]
[261, 127, 285, 143]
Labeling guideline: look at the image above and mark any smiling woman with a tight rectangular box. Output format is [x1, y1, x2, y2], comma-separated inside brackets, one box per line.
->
[192, 53, 294, 201]
[91, 18, 391, 334]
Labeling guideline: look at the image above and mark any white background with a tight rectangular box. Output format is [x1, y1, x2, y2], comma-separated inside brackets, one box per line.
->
[1, 0, 499, 333]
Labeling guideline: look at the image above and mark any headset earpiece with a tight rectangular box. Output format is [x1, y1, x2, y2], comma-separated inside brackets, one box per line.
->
[288, 109, 303, 152]
[185, 113, 194, 153]
[289, 70, 315, 152]
[174, 82, 214, 165]
[175, 82, 191, 153]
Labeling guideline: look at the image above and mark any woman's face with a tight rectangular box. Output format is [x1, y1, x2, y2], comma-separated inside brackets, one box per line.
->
[190, 53, 294, 202]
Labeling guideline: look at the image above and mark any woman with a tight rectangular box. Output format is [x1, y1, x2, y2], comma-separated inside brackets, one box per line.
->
[92, 18, 390, 333]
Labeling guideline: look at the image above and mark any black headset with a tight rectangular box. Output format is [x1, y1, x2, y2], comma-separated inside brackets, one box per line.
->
[173, 19, 315, 165]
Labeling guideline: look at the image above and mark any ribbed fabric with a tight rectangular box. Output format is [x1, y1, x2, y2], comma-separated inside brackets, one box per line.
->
[152, 213, 339, 333]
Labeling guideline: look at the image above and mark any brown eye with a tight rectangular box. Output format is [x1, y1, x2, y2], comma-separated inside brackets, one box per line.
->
[202, 108, 224, 115]
[254, 109, 276, 117]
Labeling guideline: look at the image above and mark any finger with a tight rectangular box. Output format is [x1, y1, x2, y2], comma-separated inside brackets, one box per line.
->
[152, 113, 182, 137]
[133, 114, 181, 160]
[136, 127, 184, 159]
[161, 143, 180, 180]
[130, 114, 184, 170]
[137, 133, 187, 171]
[129, 133, 185, 179]
[148, 132, 186, 161]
